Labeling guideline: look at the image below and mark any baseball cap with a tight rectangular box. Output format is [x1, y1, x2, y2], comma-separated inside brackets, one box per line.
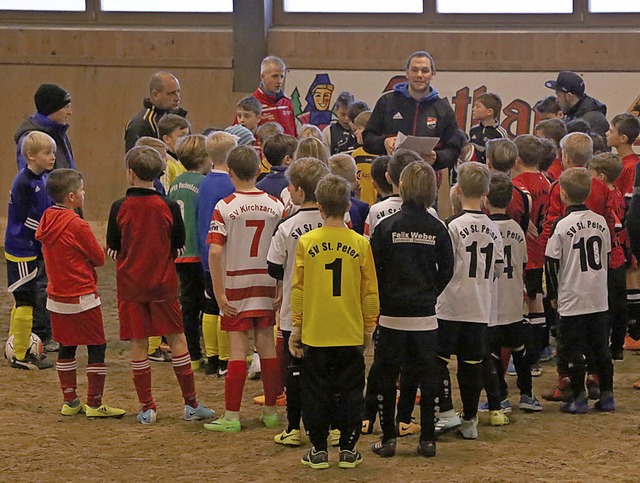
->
[545, 71, 585, 97]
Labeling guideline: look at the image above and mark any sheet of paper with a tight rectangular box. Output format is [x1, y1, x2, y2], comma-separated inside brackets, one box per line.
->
[394, 131, 440, 155]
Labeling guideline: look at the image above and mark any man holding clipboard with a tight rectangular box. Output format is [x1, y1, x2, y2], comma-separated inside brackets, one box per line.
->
[363, 51, 462, 170]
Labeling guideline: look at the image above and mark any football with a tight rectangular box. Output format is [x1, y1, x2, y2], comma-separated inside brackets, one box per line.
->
[4, 333, 44, 360]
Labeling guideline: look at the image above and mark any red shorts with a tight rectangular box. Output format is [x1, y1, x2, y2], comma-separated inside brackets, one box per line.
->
[221, 312, 276, 332]
[118, 298, 183, 341]
[51, 306, 106, 346]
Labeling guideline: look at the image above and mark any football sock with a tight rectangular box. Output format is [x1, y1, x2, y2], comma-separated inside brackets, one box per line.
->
[56, 358, 78, 402]
[436, 357, 454, 413]
[275, 330, 287, 395]
[147, 336, 162, 355]
[86, 363, 107, 408]
[132, 358, 156, 411]
[259, 357, 280, 407]
[9, 306, 16, 335]
[457, 360, 482, 420]
[11, 305, 33, 360]
[512, 346, 533, 397]
[172, 352, 197, 407]
[202, 313, 218, 358]
[397, 367, 420, 423]
[225, 360, 247, 412]
[285, 361, 302, 431]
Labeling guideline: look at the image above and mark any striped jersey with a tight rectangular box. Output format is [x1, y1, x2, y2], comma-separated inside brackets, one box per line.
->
[436, 210, 504, 323]
[267, 208, 324, 331]
[207, 191, 284, 318]
[491, 214, 527, 325]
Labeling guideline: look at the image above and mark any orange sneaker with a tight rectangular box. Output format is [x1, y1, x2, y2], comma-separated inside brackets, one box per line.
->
[623, 335, 640, 351]
[253, 392, 287, 406]
[633, 380, 640, 390]
[541, 376, 571, 402]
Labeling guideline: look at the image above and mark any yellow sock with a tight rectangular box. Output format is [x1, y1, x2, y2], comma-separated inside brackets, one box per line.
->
[8, 305, 17, 337]
[217, 317, 229, 361]
[202, 313, 219, 358]
[148, 336, 162, 355]
[12, 305, 33, 360]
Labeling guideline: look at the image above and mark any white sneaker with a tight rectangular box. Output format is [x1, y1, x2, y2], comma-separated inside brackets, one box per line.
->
[434, 410, 461, 436]
[458, 415, 478, 440]
[248, 352, 261, 380]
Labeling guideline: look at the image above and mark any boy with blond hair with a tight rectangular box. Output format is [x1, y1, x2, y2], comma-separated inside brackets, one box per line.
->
[107, 146, 214, 424]
[37, 169, 125, 417]
[290, 174, 379, 469]
[196, 131, 238, 376]
[5, 131, 55, 370]
[329, 153, 370, 235]
[205, 146, 284, 432]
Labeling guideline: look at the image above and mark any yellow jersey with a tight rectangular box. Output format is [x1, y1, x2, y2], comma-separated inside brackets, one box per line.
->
[352, 147, 377, 206]
[161, 155, 187, 192]
[291, 225, 379, 347]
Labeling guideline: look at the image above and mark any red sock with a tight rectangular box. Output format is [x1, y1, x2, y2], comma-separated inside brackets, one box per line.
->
[86, 363, 107, 408]
[275, 332, 287, 395]
[260, 357, 280, 407]
[132, 359, 156, 411]
[225, 360, 247, 412]
[172, 352, 197, 407]
[56, 358, 77, 402]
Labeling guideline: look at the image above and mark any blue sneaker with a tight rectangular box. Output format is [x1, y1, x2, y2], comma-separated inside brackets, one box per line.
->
[136, 408, 157, 424]
[184, 403, 215, 421]
[519, 394, 543, 412]
[539, 346, 554, 362]
[506, 357, 516, 376]
[594, 396, 615, 412]
[559, 399, 589, 414]
[479, 399, 511, 413]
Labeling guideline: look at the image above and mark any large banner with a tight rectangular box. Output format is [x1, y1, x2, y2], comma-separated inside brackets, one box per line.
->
[285, 70, 640, 138]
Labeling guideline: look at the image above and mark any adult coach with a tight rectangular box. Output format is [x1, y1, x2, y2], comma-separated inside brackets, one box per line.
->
[124, 71, 187, 152]
[249, 56, 297, 137]
[545, 71, 608, 137]
[363, 51, 462, 170]
[14, 83, 75, 171]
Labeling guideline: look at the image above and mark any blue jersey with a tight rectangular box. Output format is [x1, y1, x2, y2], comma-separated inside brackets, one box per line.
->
[196, 170, 235, 271]
[4, 168, 53, 259]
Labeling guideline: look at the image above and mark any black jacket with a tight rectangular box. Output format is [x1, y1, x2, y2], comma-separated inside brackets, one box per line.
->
[363, 83, 462, 170]
[564, 95, 608, 137]
[124, 98, 188, 152]
[370, 202, 454, 318]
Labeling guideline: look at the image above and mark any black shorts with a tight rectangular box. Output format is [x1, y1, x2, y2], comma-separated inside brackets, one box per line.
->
[203, 272, 220, 316]
[487, 322, 527, 355]
[437, 319, 486, 362]
[7, 258, 38, 294]
[524, 268, 543, 299]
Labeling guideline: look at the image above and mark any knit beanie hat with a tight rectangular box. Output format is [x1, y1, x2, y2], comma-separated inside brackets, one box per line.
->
[34, 84, 72, 116]
[225, 125, 256, 146]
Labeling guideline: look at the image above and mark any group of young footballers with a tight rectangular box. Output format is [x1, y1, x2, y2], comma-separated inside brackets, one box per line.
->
[5, 64, 640, 470]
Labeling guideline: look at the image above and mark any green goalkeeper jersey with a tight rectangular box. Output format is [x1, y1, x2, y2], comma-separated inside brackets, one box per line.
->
[169, 171, 204, 263]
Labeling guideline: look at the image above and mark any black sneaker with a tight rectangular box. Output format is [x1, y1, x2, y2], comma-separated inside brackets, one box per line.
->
[611, 348, 624, 362]
[301, 447, 329, 470]
[371, 438, 396, 458]
[148, 348, 172, 362]
[417, 439, 436, 458]
[11, 353, 54, 370]
[338, 448, 363, 469]
[202, 356, 219, 375]
[217, 359, 228, 377]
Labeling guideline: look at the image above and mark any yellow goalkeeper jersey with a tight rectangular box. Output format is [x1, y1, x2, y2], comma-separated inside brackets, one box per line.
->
[291, 225, 379, 347]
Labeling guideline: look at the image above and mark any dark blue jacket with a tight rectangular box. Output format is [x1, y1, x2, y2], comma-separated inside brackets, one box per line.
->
[15, 114, 75, 171]
[349, 195, 370, 235]
[256, 166, 289, 200]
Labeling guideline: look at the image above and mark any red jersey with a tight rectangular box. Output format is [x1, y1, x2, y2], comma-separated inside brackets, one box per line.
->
[547, 156, 563, 182]
[614, 153, 639, 199]
[251, 87, 298, 137]
[507, 185, 530, 235]
[513, 172, 551, 269]
[106, 188, 185, 303]
[607, 187, 626, 269]
[542, 174, 614, 250]
[36, 206, 105, 298]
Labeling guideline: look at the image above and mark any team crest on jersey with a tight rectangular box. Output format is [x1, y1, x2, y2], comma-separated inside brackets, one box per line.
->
[426, 117, 437, 128]
[393, 112, 403, 120]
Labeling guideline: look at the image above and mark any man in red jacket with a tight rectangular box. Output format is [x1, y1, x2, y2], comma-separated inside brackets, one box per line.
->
[245, 56, 297, 137]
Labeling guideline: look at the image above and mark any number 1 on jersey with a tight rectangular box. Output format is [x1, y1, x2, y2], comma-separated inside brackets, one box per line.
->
[325, 257, 343, 296]
[246, 219, 265, 257]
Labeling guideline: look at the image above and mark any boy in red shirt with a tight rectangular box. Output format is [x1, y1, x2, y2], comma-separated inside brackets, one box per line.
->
[107, 146, 214, 424]
[36, 169, 125, 418]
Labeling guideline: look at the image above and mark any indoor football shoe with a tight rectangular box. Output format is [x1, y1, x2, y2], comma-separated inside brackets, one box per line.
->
[490, 410, 509, 426]
[11, 353, 53, 370]
[594, 396, 616, 412]
[519, 394, 543, 412]
[338, 448, 363, 469]
[633, 380, 640, 390]
[434, 411, 462, 436]
[458, 416, 478, 439]
[260, 411, 280, 429]
[136, 408, 157, 425]
[506, 357, 516, 376]
[397, 421, 421, 437]
[204, 414, 241, 432]
[86, 404, 126, 418]
[148, 348, 172, 362]
[253, 392, 287, 406]
[542, 377, 572, 402]
[478, 398, 512, 413]
[530, 363, 542, 377]
[217, 360, 228, 377]
[416, 439, 436, 458]
[301, 447, 329, 470]
[371, 438, 396, 458]
[329, 428, 341, 447]
[559, 399, 589, 414]
[184, 403, 215, 421]
[587, 375, 601, 400]
[60, 399, 85, 416]
[539, 345, 554, 362]
[202, 356, 218, 375]
[274, 428, 301, 446]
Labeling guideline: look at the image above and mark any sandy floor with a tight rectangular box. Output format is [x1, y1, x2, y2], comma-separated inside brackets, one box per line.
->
[0, 260, 638, 482]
